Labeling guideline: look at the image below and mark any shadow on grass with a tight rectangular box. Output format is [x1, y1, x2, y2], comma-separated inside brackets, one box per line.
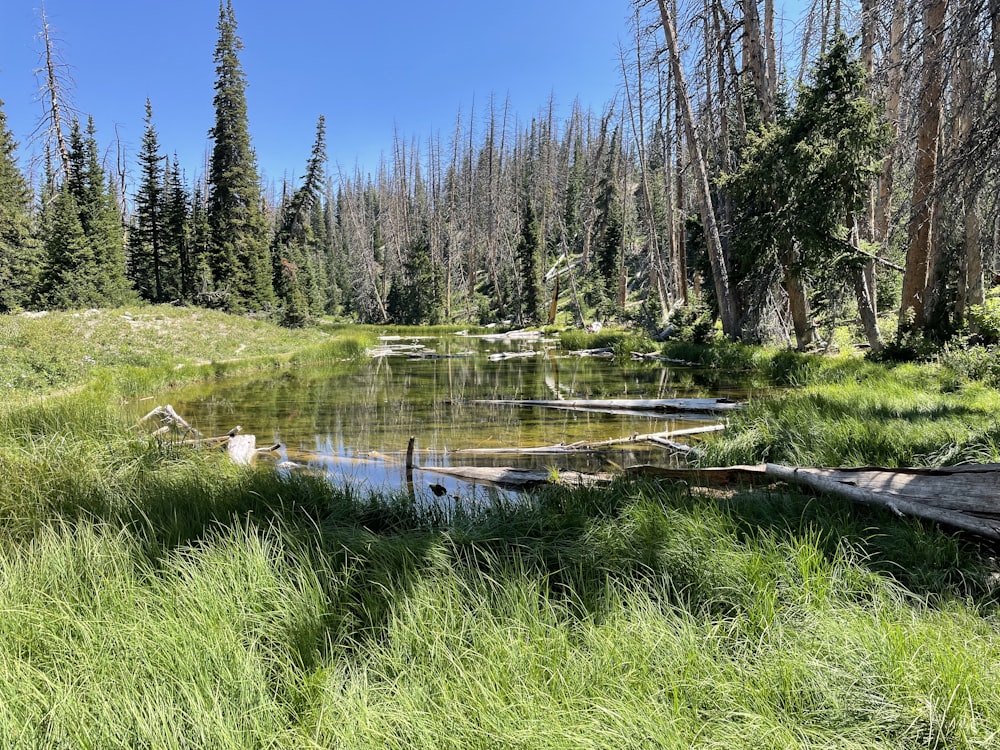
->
[8, 436, 1000, 672]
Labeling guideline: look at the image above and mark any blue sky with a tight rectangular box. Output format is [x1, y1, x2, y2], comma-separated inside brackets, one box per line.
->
[0, 1, 630, 189]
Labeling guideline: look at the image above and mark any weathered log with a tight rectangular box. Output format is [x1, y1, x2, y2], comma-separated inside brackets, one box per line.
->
[474, 398, 742, 414]
[451, 425, 726, 456]
[629, 351, 700, 366]
[762, 463, 1000, 540]
[569, 347, 614, 357]
[416, 465, 612, 490]
[648, 436, 700, 455]
[488, 350, 541, 361]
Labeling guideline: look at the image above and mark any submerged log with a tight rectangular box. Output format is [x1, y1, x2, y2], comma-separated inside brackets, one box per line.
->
[488, 350, 542, 361]
[417, 464, 612, 490]
[629, 351, 700, 366]
[474, 397, 742, 414]
[450, 424, 725, 456]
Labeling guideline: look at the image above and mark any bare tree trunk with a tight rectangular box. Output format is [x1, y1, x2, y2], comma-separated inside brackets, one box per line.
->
[899, 0, 948, 332]
[39, 5, 71, 181]
[656, 0, 739, 337]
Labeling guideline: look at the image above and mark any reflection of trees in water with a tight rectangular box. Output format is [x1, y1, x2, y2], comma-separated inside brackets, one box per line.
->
[168, 346, 757, 478]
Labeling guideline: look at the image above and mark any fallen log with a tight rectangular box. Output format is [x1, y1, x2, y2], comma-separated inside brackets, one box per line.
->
[762, 463, 1000, 540]
[568, 347, 614, 358]
[416, 464, 612, 490]
[629, 351, 700, 366]
[622, 462, 1000, 540]
[450, 424, 725, 456]
[474, 397, 742, 414]
[488, 350, 541, 361]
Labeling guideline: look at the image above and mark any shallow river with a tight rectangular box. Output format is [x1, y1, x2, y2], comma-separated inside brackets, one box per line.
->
[163, 334, 754, 498]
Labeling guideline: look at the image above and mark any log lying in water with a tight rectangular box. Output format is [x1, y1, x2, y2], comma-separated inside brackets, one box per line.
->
[488, 350, 542, 361]
[474, 397, 742, 414]
[450, 424, 725, 456]
[625, 462, 1000, 540]
[416, 464, 612, 490]
[629, 351, 700, 366]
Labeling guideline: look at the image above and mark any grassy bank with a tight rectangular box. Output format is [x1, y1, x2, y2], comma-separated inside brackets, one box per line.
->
[2, 310, 999, 747]
[0, 305, 375, 398]
[670, 343, 1000, 468]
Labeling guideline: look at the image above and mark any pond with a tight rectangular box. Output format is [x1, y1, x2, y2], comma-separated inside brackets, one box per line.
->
[163, 333, 757, 499]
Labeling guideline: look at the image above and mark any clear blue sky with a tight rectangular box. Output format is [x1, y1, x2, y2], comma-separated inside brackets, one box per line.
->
[0, 1, 630, 190]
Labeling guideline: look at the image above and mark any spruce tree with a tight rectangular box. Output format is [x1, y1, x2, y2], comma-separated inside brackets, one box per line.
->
[0, 98, 40, 312]
[38, 118, 131, 309]
[129, 99, 165, 301]
[516, 199, 544, 324]
[207, 0, 274, 311]
[272, 115, 328, 324]
[163, 156, 193, 300]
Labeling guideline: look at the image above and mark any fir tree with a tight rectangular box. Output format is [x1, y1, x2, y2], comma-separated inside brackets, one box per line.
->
[38, 118, 131, 308]
[0, 98, 40, 312]
[516, 198, 544, 324]
[129, 99, 165, 301]
[207, 0, 274, 311]
[272, 115, 329, 324]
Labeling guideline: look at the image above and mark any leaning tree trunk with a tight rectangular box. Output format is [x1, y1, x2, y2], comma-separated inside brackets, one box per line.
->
[656, 0, 739, 338]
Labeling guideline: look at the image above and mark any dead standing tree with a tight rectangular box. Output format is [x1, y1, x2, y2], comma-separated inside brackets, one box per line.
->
[655, 0, 740, 338]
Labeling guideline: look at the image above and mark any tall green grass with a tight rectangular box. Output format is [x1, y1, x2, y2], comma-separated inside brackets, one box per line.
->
[0, 465, 997, 748]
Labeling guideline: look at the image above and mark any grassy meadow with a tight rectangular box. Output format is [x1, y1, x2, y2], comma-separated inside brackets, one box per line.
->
[2, 307, 999, 748]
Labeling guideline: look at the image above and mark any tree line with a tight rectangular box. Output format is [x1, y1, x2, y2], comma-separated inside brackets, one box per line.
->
[1, 0, 997, 347]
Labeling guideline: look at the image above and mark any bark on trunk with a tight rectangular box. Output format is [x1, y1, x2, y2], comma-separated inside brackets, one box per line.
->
[899, 0, 948, 331]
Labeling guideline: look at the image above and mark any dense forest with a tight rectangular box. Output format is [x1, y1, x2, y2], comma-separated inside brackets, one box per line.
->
[1, 0, 998, 350]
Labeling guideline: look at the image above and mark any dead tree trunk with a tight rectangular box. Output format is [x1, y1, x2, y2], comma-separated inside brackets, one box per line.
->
[899, 0, 949, 332]
[656, 0, 740, 338]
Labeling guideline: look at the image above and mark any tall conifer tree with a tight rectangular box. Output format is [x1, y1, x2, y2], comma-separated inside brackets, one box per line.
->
[207, 0, 273, 311]
[0, 98, 40, 312]
[129, 99, 165, 301]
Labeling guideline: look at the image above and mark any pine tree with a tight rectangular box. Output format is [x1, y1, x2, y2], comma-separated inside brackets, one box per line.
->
[516, 198, 544, 324]
[0, 98, 40, 312]
[272, 115, 329, 324]
[129, 99, 165, 301]
[207, 0, 274, 311]
[38, 118, 131, 309]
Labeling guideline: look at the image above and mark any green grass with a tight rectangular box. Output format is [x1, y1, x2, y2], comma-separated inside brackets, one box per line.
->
[0, 305, 376, 398]
[3, 309, 1000, 747]
[692, 348, 1000, 468]
[0, 455, 997, 747]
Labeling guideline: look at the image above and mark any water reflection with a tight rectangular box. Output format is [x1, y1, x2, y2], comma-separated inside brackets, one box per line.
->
[163, 336, 756, 497]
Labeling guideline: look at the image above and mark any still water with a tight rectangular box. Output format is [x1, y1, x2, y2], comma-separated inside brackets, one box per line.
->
[164, 334, 753, 498]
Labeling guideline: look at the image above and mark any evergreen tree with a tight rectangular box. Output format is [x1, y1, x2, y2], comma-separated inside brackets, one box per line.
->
[163, 156, 193, 300]
[272, 115, 328, 325]
[38, 118, 131, 308]
[386, 228, 441, 325]
[0, 98, 40, 312]
[129, 99, 165, 301]
[207, 0, 274, 311]
[516, 198, 544, 324]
